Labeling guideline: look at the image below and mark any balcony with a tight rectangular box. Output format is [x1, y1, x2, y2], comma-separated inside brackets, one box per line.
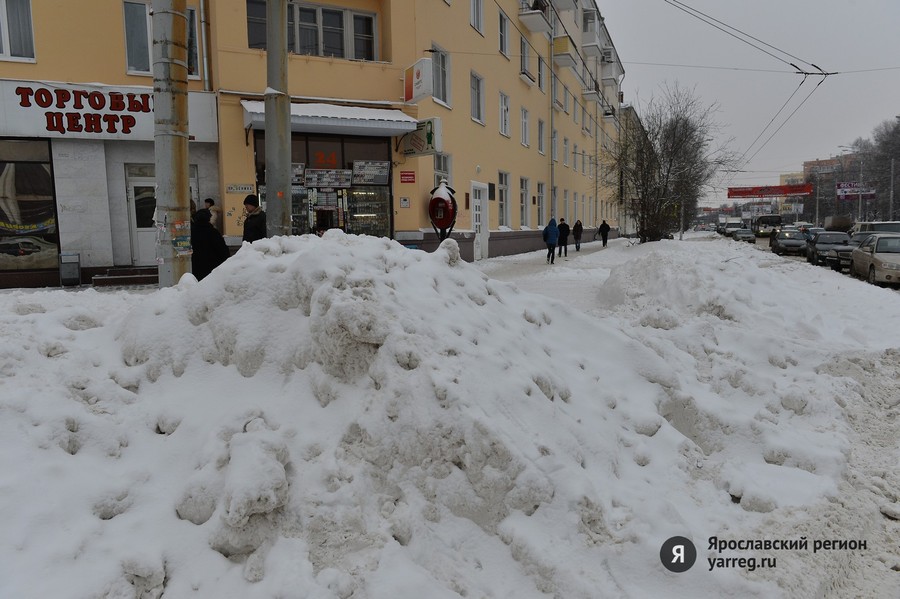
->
[582, 8, 603, 58]
[553, 0, 577, 12]
[582, 82, 601, 103]
[518, 0, 552, 34]
[552, 35, 576, 69]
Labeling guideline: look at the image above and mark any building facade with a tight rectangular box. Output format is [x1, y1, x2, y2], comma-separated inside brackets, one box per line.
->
[0, 0, 625, 287]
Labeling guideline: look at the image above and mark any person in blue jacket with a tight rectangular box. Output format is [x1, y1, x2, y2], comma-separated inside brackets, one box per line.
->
[542, 218, 559, 264]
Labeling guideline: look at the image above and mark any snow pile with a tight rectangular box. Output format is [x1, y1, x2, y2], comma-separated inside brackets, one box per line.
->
[1, 232, 898, 597]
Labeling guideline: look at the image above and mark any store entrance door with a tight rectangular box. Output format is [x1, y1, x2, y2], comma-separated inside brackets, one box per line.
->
[127, 174, 199, 266]
[471, 182, 489, 260]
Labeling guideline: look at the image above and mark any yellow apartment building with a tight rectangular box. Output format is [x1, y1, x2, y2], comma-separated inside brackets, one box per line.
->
[0, 0, 624, 287]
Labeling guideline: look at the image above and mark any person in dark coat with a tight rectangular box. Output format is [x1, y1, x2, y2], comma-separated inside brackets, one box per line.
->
[191, 209, 230, 281]
[242, 194, 267, 243]
[557, 218, 571, 258]
[572, 219, 584, 251]
[598, 219, 611, 247]
[542, 218, 559, 264]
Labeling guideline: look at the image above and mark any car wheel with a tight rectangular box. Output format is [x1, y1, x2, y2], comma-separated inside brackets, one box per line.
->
[868, 266, 878, 286]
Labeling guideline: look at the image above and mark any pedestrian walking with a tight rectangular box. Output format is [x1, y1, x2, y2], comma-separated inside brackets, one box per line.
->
[242, 194, 267, 243]
[190, 209, 230, 281]
[598, 219, 611, 248]
[572, 219, 583, 251]
[542, 218, 559, 264]
[557, 218, 570, 258]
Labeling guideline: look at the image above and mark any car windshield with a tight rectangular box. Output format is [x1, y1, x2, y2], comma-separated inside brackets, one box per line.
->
[875, 238, 900, 253]
[817, 234, 848, 244]
[850, 233, 870, 245]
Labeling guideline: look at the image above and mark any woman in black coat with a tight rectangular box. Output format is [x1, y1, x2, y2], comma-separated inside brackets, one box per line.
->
[191, 209, 230, 280]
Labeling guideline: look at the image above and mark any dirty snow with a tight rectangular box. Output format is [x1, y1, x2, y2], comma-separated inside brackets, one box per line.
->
[0, 230, 898, 598]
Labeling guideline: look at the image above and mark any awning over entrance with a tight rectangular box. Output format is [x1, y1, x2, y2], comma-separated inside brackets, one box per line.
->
[241, 100, 418, 137]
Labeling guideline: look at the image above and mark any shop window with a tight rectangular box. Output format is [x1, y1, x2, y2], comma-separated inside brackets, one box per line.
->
[0, 0, 34, 59]
[124, 1, 199, 76]
[0, 139, 58, 271]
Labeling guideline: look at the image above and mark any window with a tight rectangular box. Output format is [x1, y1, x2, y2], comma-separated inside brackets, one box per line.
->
[537, 182, 545, 226]
[563, 87, 570, 113]
[432, 45, 450, 104]
[563, 138, 569, 166]
[573, 192, 578, 221]
[498, 171, 509, 227]
[499, 92, 510, 136]
[471, 0, 483, 32]
[247, 1, 375, 61]
[573, 101, 579, 124]
[126, 1, 199, 76]
[434, 153, 451, 189]
[573, 144, 578, 171]
[470, 72, 484, 122]
[0, 0, 34, 59]
[520, 177, 529, 227]
[521, 108, 529, 146]
[499, 11, 508, 55]
[538, 119, 545, 154]
[538, 58, 546, 92]
[551, 129, 558, 161]
[519, 36, 530, 76]
[563, 189, 569, 220]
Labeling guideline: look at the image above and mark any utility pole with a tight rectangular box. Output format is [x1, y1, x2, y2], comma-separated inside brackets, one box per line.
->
[815, 171, 820, 226]
[890, 157, 895, 220]
[858, 159, 864, 221]
[153, 0, 191, 287]
[265, 0, 291, 237]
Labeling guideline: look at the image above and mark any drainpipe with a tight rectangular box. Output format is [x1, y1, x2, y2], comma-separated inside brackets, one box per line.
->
[200, 0, 211, 91]
[549, 24, 555, 220]
[152, 0, 191, 287]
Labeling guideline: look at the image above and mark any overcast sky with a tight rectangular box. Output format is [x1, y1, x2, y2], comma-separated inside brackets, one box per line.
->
[599, 0, 900, 206]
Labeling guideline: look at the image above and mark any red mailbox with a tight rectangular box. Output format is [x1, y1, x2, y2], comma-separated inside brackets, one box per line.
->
[428, 180, 457, 240]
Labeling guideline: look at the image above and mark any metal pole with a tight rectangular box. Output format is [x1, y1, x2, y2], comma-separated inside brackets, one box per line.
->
[153, 0, 191, 288]
[890, 157, 895, 220]
[858, 160, 863, 221]
[265, 0, 291, 237]
[815, 171, 820, 226]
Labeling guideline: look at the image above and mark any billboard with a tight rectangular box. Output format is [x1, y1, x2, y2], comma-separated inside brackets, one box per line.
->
[727, 184, 813, 198]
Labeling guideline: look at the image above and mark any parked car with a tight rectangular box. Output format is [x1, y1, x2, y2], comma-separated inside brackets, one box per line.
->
[806, 231, 850, 265]
[849, 233, 900, 285]
[771, 230, 808, 255]
[825, 232, 870, 272]
[731, 228, 756, 243]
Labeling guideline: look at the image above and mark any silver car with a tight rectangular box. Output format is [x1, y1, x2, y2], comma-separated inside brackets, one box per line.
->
[849, 233, 900, 286]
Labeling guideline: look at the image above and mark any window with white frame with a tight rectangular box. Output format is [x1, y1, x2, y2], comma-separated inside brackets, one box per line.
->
[563, 138, 569, 166]
[552, 186, 558, 218]
[246, 1, 374, 61]
[434, 153, 451, 189]
[538, 119, 545, 154]
[470, 72, 484, 123]
[520, 177, 529, 227]
[128, 1, 199, 75]
[521, 107, 529, 146]
[573, 143, 578, 171]
[563, 189, 569, 220]
[563, 87, 570, 113]
[470, 0, 483, 32]
[582, 150, 587, 174]
[498, 171, 509, 227]
[498, 11, 508, 55]
[432, 45, 450, 104]
[551, 75, 559, 106]
[551, 129, 558, 161]
[538, 58, 546, 92]
[499, 92, 510, 136]
[0, 0, 34, 59]
[573, 192, 578, 221]
[520, 36, 531, 77]
[573, 100, 579, 124]
[537, 182, 545, 226]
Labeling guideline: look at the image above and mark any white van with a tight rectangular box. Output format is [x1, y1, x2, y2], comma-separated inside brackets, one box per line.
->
[848, 221, 900, 235]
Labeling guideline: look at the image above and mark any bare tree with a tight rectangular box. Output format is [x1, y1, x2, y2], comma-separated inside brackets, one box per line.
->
[607, 84, 735, 242]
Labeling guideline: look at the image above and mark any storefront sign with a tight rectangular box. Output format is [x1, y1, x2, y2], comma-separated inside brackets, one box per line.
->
[226, 184, 255, 194]
[727, 184, 812, 198]
[305, 169, 353, 188]
[400, 171, 416, 183]
[404, 58, 433, 103]
[400, 118, 442, 157]
[0, 80, 218, 142]
[352, 161, 390, 185]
